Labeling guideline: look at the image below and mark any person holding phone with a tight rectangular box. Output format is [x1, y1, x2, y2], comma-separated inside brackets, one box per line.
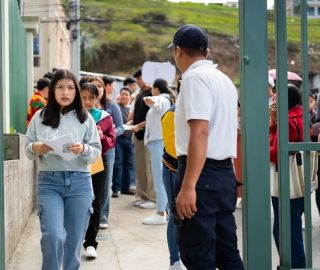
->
[269, 84, 306, 268]
[25, 69, 101, 270]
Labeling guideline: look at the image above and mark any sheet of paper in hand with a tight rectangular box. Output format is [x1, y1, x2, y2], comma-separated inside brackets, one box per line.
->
[37, 133, 76, 160]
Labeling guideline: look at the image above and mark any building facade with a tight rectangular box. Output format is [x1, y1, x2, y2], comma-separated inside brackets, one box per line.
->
[307, 0, 320, 18]
[22, 0, 70, 84]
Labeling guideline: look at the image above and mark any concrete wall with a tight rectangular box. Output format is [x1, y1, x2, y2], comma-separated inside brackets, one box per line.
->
[4, 134, 37, 266]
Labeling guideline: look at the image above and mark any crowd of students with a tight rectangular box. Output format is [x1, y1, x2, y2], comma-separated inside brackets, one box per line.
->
[25, 66, 185, 270]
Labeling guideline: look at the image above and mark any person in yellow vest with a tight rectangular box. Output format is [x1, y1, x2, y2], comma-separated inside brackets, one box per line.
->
[161, 77, 183, 270]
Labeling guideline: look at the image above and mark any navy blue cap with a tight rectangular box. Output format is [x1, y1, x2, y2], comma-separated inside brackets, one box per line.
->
[167, 24, 208, 51]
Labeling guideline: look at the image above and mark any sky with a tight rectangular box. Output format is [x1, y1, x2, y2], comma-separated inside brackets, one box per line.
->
[168, 0, 275, 9]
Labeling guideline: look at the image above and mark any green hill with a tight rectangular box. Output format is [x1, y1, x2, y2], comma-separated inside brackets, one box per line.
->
[62, 0, 320, 82]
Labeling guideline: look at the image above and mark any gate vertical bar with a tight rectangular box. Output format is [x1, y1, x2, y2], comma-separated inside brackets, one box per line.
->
[301, 0, 313, 267]
[274, 1, 291, 269]
[239, 1, 271, 269]
[0, 0, 5, 269]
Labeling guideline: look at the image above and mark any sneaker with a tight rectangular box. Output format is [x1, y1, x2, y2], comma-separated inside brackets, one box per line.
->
[134, 199, 146, 207]
[85, 246, 97, 258]
[143, 213, 167, 225]
[140, 201, 156, 209]
[99, 223, 108, 229]
[302, 223, 313, 230]
[112, 191, 120, 198]
[169, 261, 183, 270]
[236, 200, 242, 209]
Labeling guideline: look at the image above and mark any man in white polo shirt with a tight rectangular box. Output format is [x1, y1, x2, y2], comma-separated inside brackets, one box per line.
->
[168, 24, 244, 269]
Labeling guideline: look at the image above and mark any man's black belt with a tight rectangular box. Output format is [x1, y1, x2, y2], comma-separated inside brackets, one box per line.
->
[177, 155, 231, 165]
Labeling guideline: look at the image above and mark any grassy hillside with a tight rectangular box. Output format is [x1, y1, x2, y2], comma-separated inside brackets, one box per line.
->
[61, 0, 320, 80]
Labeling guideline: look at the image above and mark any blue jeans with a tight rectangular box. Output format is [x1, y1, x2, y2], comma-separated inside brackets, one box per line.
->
[112, 136, 134, 192]
[163, 166, 180, 266]
[100, 148, 115, 224]
[271, 196, 306, 269]
[147, 140, 167, 212]
[175, 161, 244, 270]
[36, 171, 93, 270]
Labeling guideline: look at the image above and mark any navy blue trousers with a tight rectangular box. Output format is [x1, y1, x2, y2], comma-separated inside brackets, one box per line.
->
[271, 196, 305, 269]
[175, 162, 244, 270]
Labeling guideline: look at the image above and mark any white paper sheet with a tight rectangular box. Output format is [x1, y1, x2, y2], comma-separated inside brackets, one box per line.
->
[37, 133, 76, 160]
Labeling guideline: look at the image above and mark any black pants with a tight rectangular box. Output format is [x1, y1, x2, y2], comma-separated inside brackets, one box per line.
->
[175, 160, 244, 270]
[83, 155, 108, 249]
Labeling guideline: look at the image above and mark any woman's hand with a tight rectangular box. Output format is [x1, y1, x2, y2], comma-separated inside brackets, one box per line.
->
[130, 124, 140, 133]
[97, 125, 103, 139]
[269, 101, 277, 125]
[66, 143, 84, 155]
[144, 97, 155, 106]
[32, 142, 53, 155]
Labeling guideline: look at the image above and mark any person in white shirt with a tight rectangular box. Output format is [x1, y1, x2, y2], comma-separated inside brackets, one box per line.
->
[167, 24, 244, 269]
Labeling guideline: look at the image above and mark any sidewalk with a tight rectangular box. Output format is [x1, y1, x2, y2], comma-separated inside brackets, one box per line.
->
[8, 194, 188, 270]
[7, 192, 320, 269]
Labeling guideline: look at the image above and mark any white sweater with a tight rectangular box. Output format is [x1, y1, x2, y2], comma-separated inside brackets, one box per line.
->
[144, 93, 171, 145]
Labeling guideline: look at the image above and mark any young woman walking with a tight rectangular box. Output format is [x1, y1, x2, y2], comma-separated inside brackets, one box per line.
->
[25, 69, 101, 270]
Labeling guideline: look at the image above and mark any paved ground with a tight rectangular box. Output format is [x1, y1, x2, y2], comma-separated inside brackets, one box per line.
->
[6, 193, 320, 269]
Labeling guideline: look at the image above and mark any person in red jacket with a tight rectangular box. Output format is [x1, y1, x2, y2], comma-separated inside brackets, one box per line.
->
[80, 82, 116, 259]
[269, 84, 305, 268]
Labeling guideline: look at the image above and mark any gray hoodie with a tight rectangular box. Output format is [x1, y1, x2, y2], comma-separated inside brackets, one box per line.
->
[25, 109, 101, 172]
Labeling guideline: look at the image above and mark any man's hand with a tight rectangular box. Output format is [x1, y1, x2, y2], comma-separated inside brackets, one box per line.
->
[175, 119, 208, 220]
[32, 142, 53, 155]
[176, 186, 197, 219]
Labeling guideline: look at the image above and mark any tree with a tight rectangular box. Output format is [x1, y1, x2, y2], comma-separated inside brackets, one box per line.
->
[80, 31, 103, 67]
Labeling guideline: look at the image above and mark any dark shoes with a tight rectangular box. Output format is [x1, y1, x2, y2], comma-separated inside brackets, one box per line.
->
[121, 190, 135, 195]
[112, 190, 135, 197]
[112, 191, 120, 198]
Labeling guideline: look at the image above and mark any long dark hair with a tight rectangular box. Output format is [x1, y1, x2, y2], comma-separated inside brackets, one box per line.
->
[153, 78, 176, 105]
[101, 75, 115, 102]
[80, 83, 99, 98]
[41, 69, 88, 128]
[87, 76, 109, 109]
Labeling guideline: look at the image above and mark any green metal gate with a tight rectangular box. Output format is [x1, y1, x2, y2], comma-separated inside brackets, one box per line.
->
[0, 1, 28, 269]
[8, 0, 28, 134]
[0, 2, 4, 270]
[240, 0, 320, 269]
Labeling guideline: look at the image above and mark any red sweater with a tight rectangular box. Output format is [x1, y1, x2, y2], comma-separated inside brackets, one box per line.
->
[26, 92, 47, 128]
[269, 105, 303, 163]
[97, 115, 116, 155]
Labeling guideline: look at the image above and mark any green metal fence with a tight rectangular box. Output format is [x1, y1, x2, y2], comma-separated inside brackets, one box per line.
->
[8, 0, 28, 134]
[240, 0, 320, 269]
[0, 2, 4, 270]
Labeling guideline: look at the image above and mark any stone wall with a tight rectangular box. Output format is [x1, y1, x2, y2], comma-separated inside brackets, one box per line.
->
[4, 134, 37, 266]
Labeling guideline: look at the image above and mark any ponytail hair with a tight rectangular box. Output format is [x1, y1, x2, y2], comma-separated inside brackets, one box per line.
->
[153, 78, 176, 105]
